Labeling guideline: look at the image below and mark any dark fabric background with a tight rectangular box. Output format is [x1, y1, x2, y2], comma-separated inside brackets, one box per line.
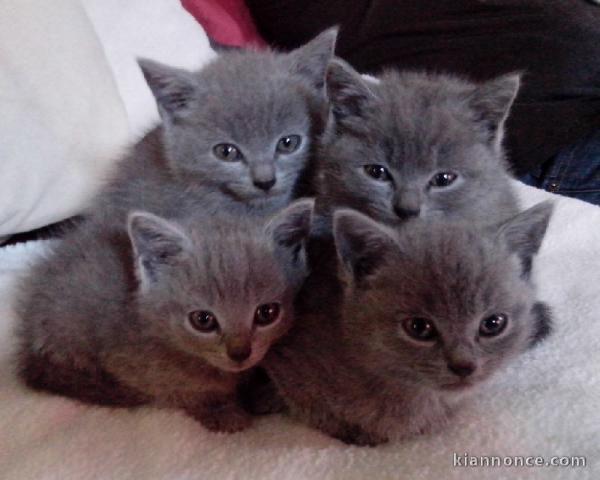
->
[247, 0, 600, 175]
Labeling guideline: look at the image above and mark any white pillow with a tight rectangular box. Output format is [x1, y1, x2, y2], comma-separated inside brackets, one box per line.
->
[0, 0, 130, 236]
[81, 0, 216, 138]
[0, 0, 215, 237]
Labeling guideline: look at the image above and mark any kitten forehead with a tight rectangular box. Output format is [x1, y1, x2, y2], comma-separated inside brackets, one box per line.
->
[370, 221, 527, 316]
[199, 50, 302, 88]
[185, 52, 316, 140]
[368, 72, 486, 161]
[185, 220, 286, 303]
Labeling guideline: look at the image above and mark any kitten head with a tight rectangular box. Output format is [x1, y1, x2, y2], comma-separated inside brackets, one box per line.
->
[138, 29, 337, 211]
[319, 60, 520, 226]
[128, 199, 314, 372]
[332, 202, 553, 393]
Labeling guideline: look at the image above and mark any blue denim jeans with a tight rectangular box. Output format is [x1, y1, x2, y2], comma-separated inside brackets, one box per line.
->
[520, 130, 600, 206]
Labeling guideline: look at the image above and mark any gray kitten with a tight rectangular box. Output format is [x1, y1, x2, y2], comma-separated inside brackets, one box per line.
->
[16, 200, 313, 433]
[91, 29, 336, 226]
[262, 202, 553, 446]
[315, 60, 521, 227]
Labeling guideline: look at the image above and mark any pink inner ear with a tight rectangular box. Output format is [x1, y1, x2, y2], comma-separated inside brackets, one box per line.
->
[181, 0, 267, 48]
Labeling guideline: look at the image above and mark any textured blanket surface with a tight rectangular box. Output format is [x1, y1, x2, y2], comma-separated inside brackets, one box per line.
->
[0, 183, 599, 480]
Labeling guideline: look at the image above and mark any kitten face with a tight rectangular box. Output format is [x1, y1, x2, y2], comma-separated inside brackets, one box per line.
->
[139, 29, 337, 211]
[167, 86, 312, 207]
[128, 200, 313, 372]
[319, 62, 520, 225]
[333, 202, 553, 394]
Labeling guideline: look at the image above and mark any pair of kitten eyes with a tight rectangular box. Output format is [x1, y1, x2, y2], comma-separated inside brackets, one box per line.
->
[187, 303, 281, 334]
[363, 164, 458, 188]
[213, 135, 302, 162]
[403, 314, 509, 342]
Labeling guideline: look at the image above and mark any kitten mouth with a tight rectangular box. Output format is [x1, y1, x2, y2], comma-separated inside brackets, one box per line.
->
[440, 381, 475, 391]
[221, 186, 283, 203]
[242, 191, 286, 205]
[222, 360, 255, 372]
[252, 189, 284, 199]
[222, 364, 251, 373]
[221, 356, 263, 373]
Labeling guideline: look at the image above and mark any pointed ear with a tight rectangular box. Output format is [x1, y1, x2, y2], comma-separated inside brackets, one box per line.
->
[208, 38, 245, 53]
[137, 58, 197, 122]
[127, 211, 192, 292]
[265, 199, 314, 268]
[468, 72, 521, 148]
[496, 201, 553, 277]
[333, 209, 396, 284]
[326, 59, 377, 125]
[286, 27, 338, 92]
[529, 301, 553, 348]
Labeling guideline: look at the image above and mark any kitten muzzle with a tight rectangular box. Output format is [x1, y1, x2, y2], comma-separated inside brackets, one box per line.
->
[439, 380, 474, 392]
[254, 178, 276, 192]
[393, 189, 422, 219]
[447, 361, 476, 378]
[226, 341, 252, 363]
[251, 163, 276, 192]
[393, 205, 420, 220]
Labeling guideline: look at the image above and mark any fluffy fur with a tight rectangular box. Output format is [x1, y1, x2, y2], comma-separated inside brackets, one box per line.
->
[315, 60, 521, 228]
[261, 202, 554, 446]
[90, 29, 336, 226]
[16, 200, 314, 433]
[301, 63, 524, 313]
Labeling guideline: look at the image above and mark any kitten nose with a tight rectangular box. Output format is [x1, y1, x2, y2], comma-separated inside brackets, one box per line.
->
[253, 178, 276, 191]
[447, 362, 476, 378]
[227, 344, 252, 363]
[394, 205, 420, 219]
[251, 163, 276, 191]
[393, 188, 422, 219]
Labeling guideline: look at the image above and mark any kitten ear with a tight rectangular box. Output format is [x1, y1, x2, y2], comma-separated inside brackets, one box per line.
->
[529, 301, 553, 348]
[286, 27, 338, 92]
[326, 59, 376, 125]
[137, 58, 197, 122]
[468, 72, 521, 148]
[333, 208, 396, 284]
[265, 198, 315, 268]
[208, 38, 245, 53]
[496, 201, 554, 277]
[127, 211, 192, 292]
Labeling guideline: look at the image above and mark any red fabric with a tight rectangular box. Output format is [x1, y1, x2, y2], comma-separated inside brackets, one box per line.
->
[181, 0, 266, 48]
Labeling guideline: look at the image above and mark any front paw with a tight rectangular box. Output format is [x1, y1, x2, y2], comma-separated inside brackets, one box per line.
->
[187, 403, 252, 433]
[330, 424, 389, 447]
[239, 374, 286, 415]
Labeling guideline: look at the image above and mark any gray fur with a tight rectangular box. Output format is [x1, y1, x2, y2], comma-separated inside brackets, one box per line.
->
[91, 29, 336, 226]
[16, 200, 313, 433]
[262, 202, 553, 446]
[316, 60, 521, 227]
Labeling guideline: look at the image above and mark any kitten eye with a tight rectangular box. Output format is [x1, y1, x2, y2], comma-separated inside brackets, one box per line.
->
[188, 310, 219, 333]
[254, 303, 281, 327]
[402, 317, 438, 342]
[363, 164, 391, 182]
[276, 135, 302, 154]
[479, 313, 508, 337]
[213, 143, 242, 162]
[429, 171, 458, 188]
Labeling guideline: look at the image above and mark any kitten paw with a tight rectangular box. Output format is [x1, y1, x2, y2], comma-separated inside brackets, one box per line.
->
[239, 373, 286, 415]
[330, 424, 389, 447]
[187, 403, 253, 433]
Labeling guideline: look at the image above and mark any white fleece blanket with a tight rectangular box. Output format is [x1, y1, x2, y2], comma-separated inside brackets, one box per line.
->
[0, 183, 599, 480]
